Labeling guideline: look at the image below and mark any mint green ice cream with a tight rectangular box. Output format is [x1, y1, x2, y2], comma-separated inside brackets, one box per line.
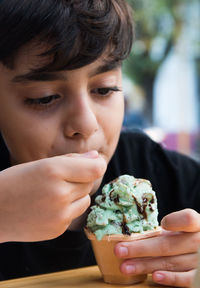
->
[86, 175, 159, 240]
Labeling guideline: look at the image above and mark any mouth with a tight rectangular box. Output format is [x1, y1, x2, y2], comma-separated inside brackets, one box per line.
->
[53, 147, 104, 157]
[50, 137, 107, 160]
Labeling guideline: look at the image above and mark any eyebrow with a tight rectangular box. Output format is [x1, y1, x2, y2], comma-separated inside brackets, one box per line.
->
[11, 61, 121, 84]
[12, 72, 67, 83]
[89, 61, 121, 77]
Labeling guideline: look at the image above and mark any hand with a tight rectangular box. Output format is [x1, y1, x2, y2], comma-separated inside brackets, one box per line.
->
[114, 209, 200, 287]
[0, 151, 106, 242]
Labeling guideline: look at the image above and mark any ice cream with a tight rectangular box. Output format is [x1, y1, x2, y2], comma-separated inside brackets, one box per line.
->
[86, 174, 159, 240]
[85, 174, 161, 285]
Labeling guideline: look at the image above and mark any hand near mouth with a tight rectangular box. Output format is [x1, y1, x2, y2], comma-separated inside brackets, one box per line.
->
[0, 151, 107, 243]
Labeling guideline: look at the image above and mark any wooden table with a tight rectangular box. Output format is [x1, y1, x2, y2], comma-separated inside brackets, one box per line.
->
[0, 266, 169, 288]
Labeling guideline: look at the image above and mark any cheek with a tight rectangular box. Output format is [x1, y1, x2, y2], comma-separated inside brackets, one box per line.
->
[98, 94, 124, 158]
[106, 95, 124, 134]
[0, 106, 58, 163]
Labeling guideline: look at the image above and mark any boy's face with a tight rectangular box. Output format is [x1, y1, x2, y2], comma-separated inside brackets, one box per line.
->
[0, 44, 124, 169]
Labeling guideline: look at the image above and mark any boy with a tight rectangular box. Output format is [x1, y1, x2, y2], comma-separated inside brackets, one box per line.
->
[0, 1, 199, 286]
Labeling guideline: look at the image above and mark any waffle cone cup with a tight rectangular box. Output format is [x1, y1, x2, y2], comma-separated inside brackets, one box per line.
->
[85, 227, 162, 285]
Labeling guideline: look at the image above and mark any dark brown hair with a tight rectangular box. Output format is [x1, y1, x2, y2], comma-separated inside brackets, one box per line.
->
[0, 0, 134, 72]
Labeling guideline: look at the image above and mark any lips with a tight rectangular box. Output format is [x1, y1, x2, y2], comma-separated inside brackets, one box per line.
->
[49, 135, 106, 159]
[51, 146, 104, 157]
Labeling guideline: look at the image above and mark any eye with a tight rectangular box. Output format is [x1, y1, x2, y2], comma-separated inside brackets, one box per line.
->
[91, 86, 122, 97]
[25, 94, 61, 108]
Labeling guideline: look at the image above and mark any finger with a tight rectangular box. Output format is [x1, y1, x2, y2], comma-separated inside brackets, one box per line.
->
[66, 194, 91, 221]
[115, 232, 200, 258]
[120, 253, 198, 275]
[40, 152, 107, 183]
[69, 182, 94, 202]
[152, 269, 196, 287]
[161, 209, 200, 232]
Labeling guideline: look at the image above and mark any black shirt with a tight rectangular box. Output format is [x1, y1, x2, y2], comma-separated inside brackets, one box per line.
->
[0, 129, 199, 280]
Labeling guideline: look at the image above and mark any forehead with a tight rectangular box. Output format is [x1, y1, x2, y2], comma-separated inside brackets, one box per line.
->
[5, 41, 121, 83]
[1, 46, 119, 88]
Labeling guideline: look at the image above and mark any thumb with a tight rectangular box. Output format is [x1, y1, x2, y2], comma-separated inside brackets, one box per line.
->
[161, 209, 200, 232]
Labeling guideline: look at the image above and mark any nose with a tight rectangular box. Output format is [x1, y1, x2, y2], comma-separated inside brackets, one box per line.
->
[63, 94, 99, 139]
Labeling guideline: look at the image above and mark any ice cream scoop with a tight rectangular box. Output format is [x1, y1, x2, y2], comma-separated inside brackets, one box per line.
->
[86, 174, 159, 240]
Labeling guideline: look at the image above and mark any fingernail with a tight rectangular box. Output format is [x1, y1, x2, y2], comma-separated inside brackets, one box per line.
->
[118, 247, 128, 257]
[125, 265, 135, 274]
[82, 151, 99, 158]
[155, 272, 165, 281]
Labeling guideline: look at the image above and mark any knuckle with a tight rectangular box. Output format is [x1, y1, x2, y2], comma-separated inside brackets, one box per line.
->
[48, 184, 66, 202]
[165, 272, 181, 287]
[172, 272, 191, 288]
[57, 184, 72, 203]
[171, 273, 178, 286]
[192, 232, 200, 249]
[162, 258, 176, 271]
[40, 161, 59, 179]
[159, 238, 170, 255]
[166, 270, 194, 288]
[90, 163, 105, 179]
[56, 184, 65, 197]
[127, 242, 142, 256]
[136, 263, 146, 274]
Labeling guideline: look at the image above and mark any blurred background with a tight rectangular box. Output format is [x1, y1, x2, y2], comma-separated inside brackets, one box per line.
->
[123, 0, 200, 161]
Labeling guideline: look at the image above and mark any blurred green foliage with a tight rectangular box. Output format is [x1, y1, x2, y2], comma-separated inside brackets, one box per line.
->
[123, 0, 199, 85]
